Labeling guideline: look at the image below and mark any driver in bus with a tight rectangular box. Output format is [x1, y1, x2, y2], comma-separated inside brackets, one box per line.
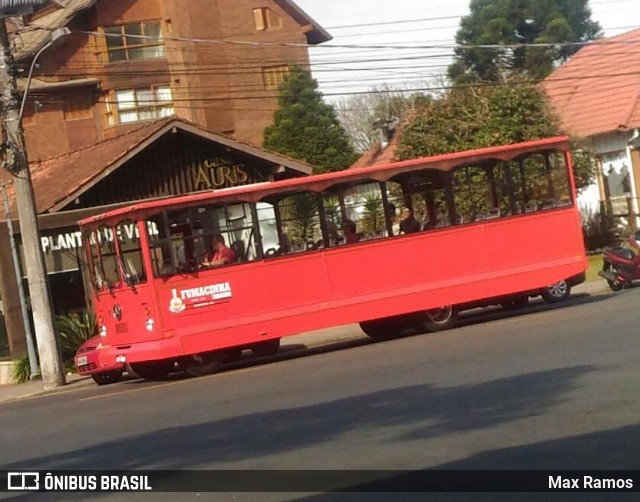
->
[201, 234, 236, 268]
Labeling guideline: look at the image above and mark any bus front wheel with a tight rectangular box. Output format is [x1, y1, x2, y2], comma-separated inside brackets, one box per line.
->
[183, 352, 225, 377]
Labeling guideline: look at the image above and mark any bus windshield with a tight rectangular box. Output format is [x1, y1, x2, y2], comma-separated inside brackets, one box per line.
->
[85, 220, 147, 291]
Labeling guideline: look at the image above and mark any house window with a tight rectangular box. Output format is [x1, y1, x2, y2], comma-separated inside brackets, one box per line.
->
[64, 97, 94, 121]
[253, 7, 282, 31]
[104, 20, 164, 63]
[108, 86, 174, 125]
[262, 65, 289, 89]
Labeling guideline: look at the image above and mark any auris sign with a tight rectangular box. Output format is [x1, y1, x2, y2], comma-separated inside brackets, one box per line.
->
[193, 159, 267, 190]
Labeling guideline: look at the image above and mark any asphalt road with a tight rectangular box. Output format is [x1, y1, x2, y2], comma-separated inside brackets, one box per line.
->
[2, 288, 640, 501]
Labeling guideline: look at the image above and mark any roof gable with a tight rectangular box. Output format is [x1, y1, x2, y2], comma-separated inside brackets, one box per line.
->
[7, 117, 312, 216]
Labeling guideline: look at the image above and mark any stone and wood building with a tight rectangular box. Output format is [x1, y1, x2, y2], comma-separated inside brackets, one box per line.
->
[0, 0, 329, 360]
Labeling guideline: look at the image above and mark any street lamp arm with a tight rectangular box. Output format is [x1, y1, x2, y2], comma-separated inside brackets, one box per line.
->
[18, 27, 71, 122]
[18, 39, 52, 122]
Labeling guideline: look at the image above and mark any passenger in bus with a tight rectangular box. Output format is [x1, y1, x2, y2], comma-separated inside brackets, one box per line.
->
[341, 219, 361, 244]
[399, 206, 421, 234]
[201, 234, 236, 268]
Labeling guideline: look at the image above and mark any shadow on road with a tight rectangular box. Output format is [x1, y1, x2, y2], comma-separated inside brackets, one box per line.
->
[107, 289, 621, 388]
[292, 424, 640, 501]
[3, 365, 595, 474]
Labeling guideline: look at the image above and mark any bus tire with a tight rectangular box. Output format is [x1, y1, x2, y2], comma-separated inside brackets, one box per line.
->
[541, 280, 571, 303]
[183, 352, 225, 377]
[419, 305, 458, 332]
[128, 361, 174, 381]
[91, 370, 123, 385]
[500, 295, 529, 311]
[251, 339, 281, 357]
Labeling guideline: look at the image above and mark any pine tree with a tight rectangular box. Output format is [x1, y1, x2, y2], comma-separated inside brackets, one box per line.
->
[448, 0, 601, 83]
[264, 67, 357, 173]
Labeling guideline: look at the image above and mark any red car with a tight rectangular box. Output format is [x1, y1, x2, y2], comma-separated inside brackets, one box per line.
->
[75, 336, 125, 385]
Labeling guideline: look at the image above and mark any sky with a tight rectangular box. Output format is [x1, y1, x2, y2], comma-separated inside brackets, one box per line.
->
[294, 0, 640, 102]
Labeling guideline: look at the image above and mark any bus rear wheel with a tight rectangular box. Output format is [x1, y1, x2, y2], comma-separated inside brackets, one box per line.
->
[417, 305, 458, 332]
[127, 361, 174, 381]
[541, 280, 571, 303]
[183, 352, 225, 377]
[251, 339, 281, 357]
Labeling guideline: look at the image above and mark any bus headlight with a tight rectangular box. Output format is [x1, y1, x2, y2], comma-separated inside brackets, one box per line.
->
[145, 318, 155, 332]
[99, 324, 108, 338]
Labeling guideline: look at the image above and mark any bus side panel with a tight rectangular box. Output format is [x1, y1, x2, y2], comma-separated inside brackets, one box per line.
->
[483, 210, 586, 271]
[155, 253, 332, 335]
[116, 209, 587, 361]
[324, 225, 490, 301]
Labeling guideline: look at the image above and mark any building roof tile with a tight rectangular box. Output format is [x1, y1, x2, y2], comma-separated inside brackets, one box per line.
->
[545, 28, 640, 137]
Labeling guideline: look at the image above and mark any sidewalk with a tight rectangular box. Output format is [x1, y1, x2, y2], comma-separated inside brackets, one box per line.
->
[0, 279, 611, 404]
[0, 373, 94, 403]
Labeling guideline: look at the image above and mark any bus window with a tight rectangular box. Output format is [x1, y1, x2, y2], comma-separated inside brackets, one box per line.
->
[256, 201, 283, 257]
[515, 153, 570, 212]
[452, 166, 493, 223]
[328, 182, 386, 243]
[549, 152, 572, 207]
[147, 210, 196, 277]
[395, 169, 451, 230]
[147, 203, 258, 277]
[209, 203, 257, 263]
[97, 225, 120, 288]
[322, 194, 341, 246]
[116, 220, 146, 285]
[523, 154, 552, 210]
[385, 180, 404, 235]
[489, 162, 515, 218]
[278, 192, 322, 253]
[85, 230, 105, 292]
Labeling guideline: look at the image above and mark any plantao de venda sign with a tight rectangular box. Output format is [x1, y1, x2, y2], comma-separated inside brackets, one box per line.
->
[0, 0, 48, 17]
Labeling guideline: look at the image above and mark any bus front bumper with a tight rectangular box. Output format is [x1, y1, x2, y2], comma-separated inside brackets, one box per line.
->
[93, 336, 184, 368]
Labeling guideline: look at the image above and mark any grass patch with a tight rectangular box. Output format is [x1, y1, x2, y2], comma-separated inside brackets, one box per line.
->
[586, 253, 603, 282]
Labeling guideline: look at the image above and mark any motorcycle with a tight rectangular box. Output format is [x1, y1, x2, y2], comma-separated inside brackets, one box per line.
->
[599, 231, 640, 291]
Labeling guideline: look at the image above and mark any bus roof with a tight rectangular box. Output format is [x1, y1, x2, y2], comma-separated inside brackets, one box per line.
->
[79, 136, 570, 228]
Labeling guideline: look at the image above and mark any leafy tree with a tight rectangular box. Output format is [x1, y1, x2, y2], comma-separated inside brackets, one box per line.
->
[335, 86, 422, 153]
[448, 0, 601, 83]
[395, 80, 594, 191]
[264, 66, 358, 173]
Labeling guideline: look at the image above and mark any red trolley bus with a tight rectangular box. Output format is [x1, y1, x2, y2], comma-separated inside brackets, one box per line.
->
[75, 137, 587, 382]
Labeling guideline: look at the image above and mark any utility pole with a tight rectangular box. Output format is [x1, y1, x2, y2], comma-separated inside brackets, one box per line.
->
[1, 183, 39, 378]
[0, 18, 64, 388]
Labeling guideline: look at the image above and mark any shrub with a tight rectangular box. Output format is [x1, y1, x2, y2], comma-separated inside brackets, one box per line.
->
[56, 311, 97, 372]
[581, 205, 617, 251]
[11, 353, 33, 383]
